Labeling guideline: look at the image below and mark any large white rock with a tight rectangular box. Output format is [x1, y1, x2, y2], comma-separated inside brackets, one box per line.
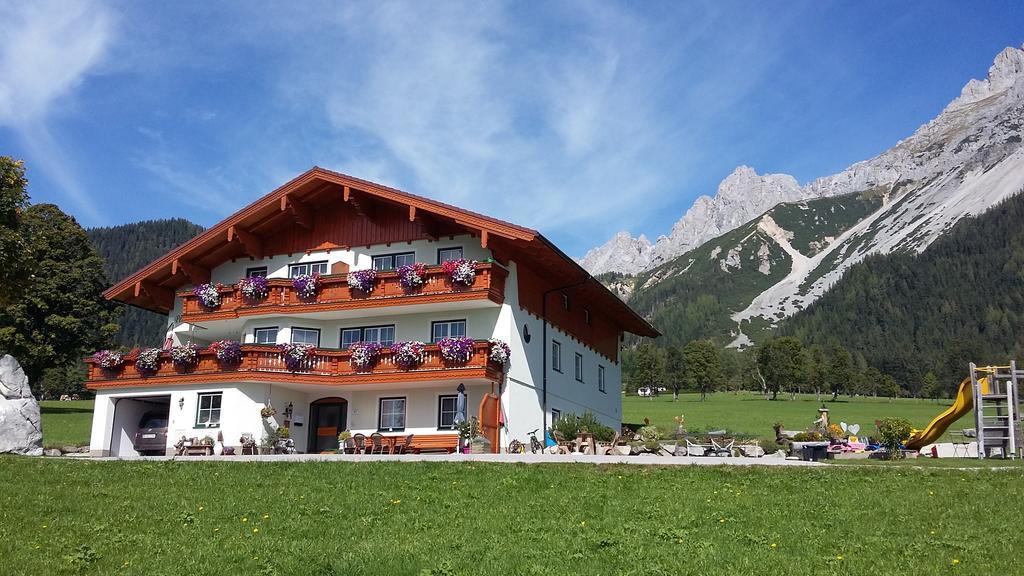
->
[0, 355, 43, 456]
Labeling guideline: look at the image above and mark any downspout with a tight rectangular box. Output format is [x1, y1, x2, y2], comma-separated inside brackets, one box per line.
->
[541, 278, 591, 436]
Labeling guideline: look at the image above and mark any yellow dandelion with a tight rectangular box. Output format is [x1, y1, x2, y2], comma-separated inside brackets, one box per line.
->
[929, 530, 936, 535]
[198, 506, 204, 511]
[262, 514, 269, 519]
[41, 524, 47, 529]
[253, 528, 259, 533]
[719, 519, 725, 523]
[836, 555, 843, 561]
[242, 517, 248, 523]
[952, 559, 960, 566]
[580, 521, 586, 527]
[213, 528, 220, 533]
[770, 543, 777, 549]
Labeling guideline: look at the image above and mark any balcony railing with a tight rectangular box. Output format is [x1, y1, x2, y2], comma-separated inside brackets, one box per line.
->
[85, 341, 503, 389]
[178, 262, 506, 320]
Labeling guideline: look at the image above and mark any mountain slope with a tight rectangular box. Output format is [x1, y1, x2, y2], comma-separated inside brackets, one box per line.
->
[595, 44, 1024, 347]
[87, 218, 205, 347]
[624, 188, 884, 346]
[781, 191, 1024, 386]
[583, 44, 1024, 280]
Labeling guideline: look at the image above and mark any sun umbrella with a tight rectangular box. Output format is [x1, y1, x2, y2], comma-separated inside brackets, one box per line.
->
[455, 383, 467, 424]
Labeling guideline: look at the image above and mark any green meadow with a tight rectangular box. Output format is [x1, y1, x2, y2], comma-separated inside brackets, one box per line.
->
[1, 458, 1021, 576]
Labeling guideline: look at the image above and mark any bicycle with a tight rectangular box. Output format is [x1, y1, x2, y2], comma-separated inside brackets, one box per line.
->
[507, 429, 544, 454]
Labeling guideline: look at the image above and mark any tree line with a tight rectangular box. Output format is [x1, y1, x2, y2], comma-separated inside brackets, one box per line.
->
[623, 336, 951, 402]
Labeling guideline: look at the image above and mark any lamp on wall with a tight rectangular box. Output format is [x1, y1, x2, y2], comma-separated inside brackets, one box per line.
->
[178, 397, 185, 410]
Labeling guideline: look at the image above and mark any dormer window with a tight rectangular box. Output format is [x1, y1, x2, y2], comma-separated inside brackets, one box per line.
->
[584, 309, 591, 325]
[561, 293, 569, 311]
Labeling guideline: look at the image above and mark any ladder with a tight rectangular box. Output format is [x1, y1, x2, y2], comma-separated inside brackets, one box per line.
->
[972, 362, 1021, 459]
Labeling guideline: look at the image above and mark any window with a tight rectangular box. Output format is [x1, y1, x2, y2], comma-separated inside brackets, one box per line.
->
[196, 392, 222, 428]
[561, 293, 570, 311]
[584, 309, 591, 325]
[551, 340, 562, 372]
[551, 408, 561, 423]
[574, 353, 584, 382]
[379, 397, 406, 431]
[598, 365, 606, 393]
[291, 327, 320, 347]
[341, 325, 396, 349]
[372, 252, 415, 271]
[438, 247, 464, 263]
[254, 327, 278, 345]
[437, 395, 459, 429]
[288, 261, 328, 277]
[246, 266, 268, 278]
[431, 320, 467, 342]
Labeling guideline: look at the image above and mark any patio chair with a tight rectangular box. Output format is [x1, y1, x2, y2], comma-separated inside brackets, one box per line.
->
[368, 432, 389, 454]
[551, 431, 574, 454]
[710, 437, 735, 457]
[342, 437, 358, 454]
[352, 433, 366, 454]
[392, 434, 415, 455]
[239, 433, 257, 456]
[596, 432, 620, 455]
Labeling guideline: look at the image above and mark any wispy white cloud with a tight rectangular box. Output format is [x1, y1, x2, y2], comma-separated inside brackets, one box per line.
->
[0, 0, 115, 222]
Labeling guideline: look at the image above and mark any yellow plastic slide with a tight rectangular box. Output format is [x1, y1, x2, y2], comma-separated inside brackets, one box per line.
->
[904, 377, 985, 450]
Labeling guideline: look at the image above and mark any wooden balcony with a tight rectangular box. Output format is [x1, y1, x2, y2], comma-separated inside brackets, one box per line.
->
[85, 341, 503, 390]
[178, 262, 507, 321]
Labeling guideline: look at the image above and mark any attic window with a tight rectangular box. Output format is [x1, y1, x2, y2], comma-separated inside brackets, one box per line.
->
[561, 293, 569, 311]
[584, 309, 591, 325]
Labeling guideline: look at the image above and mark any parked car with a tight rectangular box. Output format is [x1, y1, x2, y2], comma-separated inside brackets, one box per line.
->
[637, 387, 653, 397]
[133, 411, 169, 455]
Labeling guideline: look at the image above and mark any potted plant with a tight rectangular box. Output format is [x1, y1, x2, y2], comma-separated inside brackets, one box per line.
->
[278, 343, 315, 371]
[260, 405, 276, 419]
[337, 430, 352, 453]
[346, 269, 378, 294]
[438, 336, 475, 364]
[209, 340, 243, 366]
[193, 283, 222, 309]
[134, 348, 161, 375]
[170, 343, 200, 370]
[487, 339, 511, 365]
[396, 262, 428, 291]
[456, 418, 483, 453]
[441, 258, 477, 287]
[92, 349, 125, 372]
[390, 340, 425, 370]
[292, 273, 321, 300]
[349, 342, 381, 370]
[237, 275, 270, 302]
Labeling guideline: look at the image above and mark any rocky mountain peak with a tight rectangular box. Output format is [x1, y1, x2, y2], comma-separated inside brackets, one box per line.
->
[949, 44, 1024, 110]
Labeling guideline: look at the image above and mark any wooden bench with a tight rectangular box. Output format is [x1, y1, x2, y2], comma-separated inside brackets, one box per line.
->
[409, 434, 459, 454]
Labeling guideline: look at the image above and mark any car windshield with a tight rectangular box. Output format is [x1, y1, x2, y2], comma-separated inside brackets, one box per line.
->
[140, 415, 168, 428]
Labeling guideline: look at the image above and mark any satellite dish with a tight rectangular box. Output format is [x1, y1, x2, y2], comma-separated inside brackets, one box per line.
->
[849, 424, 861, 435]
[840, 421, 848, 432]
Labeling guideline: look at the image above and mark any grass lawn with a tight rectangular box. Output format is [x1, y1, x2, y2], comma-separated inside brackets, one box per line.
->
[623, 392, 972, 442]
[38, 400, 94, 448]
[1, 458, 1022, 575]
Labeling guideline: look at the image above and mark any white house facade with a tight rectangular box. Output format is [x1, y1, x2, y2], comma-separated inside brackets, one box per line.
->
[86, 168, 657, 456]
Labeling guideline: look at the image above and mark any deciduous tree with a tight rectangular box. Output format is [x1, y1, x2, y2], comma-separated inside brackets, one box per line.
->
[682, 339, 723, 401]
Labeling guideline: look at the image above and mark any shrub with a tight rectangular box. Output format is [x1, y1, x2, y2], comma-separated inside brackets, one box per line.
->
[792, 431, 824, 442]
[550, 411, 615, 442]
[878, 417, 914, 459]
[637, 425, 661, 443]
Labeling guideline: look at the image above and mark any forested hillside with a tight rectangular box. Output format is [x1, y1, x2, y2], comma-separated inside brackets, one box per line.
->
[782, 191, 1024, 387]
[87, 219, 204, 347]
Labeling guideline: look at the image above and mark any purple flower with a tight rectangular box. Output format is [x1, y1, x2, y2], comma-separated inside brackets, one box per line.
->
[135, 348, 161, 374]
[292, 273, 321, 300]
[210, 340, 243, 364]
[347, 269, 378, 293]
[390, 340, 426, 369]
[396, 263, 428, 291]
[348, 342, 382, 370]
[278, 343, 315, 371]
[170, 343, 199, 368]
[488, 339, 511, 364]
[438, 336, 475, 364]
[193, 283, 222, 308]
[237, 276, 269, 301]
[92, 349, 124, 370]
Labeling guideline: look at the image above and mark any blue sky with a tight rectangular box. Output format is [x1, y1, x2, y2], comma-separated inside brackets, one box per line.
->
[1, 2, 1022, 256]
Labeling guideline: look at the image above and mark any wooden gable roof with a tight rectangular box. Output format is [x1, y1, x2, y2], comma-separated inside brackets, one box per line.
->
[106, 167, 658, 338]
